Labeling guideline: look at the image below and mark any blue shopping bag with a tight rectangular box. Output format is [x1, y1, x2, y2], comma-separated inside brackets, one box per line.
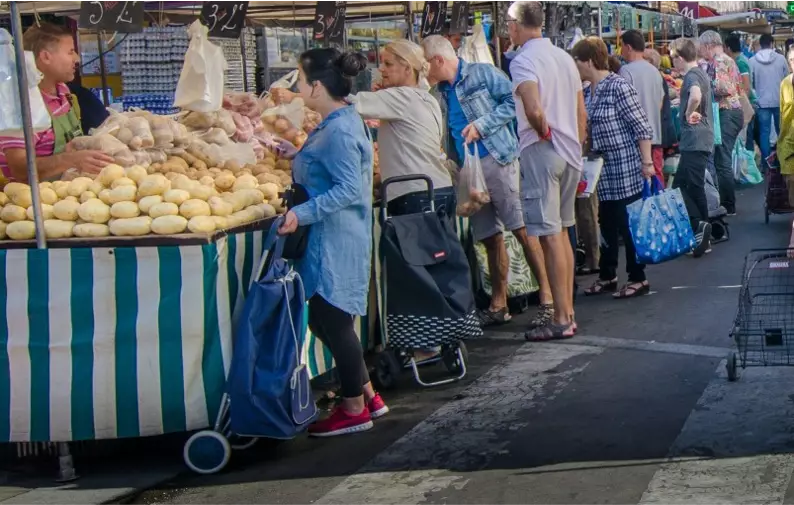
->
[712, 102, 722, 146]
[627, 177, 696, 265]
[228, 219, 318, 439]
[732, 137, 762, 185]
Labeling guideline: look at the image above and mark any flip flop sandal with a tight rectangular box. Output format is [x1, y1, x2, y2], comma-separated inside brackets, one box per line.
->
[584, 278, 618, 296]
[523, 322, 577, 342]
[528, 304, 554, 329]
[613, 282, 650, 299]
[477, 308, 512, 327]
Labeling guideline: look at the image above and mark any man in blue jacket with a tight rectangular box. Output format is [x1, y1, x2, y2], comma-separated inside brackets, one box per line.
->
[422, 35, 552, 329]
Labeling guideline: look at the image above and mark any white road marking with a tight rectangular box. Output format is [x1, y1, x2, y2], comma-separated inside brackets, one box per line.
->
[639, 364, 794, 504]
[315, 343, 602, 505]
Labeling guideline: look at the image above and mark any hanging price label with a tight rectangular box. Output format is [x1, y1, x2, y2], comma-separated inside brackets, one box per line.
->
[420, 1, 448, 37]
[200, 1, 248, 39]
[449, 2, 469, 35]
[313, 1, 347, 47]
[79, 1, 145, 33]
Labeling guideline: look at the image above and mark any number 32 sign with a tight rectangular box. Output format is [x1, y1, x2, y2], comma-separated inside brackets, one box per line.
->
[79, 1, 145, 33]
[200, 1, 249, 39]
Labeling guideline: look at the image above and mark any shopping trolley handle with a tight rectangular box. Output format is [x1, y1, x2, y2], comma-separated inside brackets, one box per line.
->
[379, 175, 435, 216]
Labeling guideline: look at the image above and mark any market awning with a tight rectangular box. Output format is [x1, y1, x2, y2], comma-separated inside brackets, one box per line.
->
[696, 10, 772, 34]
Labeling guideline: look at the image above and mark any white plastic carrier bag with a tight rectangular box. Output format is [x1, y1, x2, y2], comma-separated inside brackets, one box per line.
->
[174, 20, 228, 113]
[0, 28, 51, 137]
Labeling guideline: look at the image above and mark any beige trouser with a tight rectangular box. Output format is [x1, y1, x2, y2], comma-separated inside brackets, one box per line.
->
[575, 193, 600, 270]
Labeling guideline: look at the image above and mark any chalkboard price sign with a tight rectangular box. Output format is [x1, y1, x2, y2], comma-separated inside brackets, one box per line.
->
[200, 1, 249, 39]
[313, 1, 347, 47]
[79, 1, 145, 33]
[420, 1, 448, 37]
[449, 2, 469, 35]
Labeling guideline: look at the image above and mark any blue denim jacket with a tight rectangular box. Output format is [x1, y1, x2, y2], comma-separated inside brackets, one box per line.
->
[438, 60, 518, 166]
[291, 106, 374, 316]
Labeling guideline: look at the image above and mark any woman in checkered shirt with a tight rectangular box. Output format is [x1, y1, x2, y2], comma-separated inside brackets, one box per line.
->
[571, 37, 656, 300]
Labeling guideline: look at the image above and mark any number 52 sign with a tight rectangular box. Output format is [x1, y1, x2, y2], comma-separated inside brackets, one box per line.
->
[79, 1, 145, 33]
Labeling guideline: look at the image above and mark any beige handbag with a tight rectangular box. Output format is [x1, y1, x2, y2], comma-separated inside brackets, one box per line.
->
[740, 93, 755, 126]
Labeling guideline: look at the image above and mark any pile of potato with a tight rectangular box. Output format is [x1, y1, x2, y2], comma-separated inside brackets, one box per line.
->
[0, 162, 286, 241]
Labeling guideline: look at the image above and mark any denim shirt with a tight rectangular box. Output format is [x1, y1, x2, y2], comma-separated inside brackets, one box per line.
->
[438, 59, 518, 166]
[291, 106, 374, 316]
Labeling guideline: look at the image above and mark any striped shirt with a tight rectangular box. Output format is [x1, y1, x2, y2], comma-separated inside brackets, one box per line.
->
[0, 83, 72, 178]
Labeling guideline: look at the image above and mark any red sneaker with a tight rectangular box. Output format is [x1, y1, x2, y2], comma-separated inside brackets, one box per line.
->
[308, 406, 373, 437]
[367, 394, 390, 419]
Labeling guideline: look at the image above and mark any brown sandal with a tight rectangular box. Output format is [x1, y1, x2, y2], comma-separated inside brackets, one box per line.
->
[523, 322, 576, 342]
[584, 278, 618, 296]
[613, 282, 650, 299]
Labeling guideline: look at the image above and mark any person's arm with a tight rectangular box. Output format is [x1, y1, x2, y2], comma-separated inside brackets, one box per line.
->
[347, 89, 407, 121]
[515, 81, 548, 137]
[290, 133, 364, 226]
[576, 90, 587, 144]
[4, 148, 111, 183]
[685, 84, 702, 117]
[614, 80, 654, 167]
[470, 67, 516, 138]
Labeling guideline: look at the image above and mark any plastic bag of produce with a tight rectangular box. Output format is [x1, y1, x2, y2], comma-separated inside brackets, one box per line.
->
[69, 133, 136, 167]
[456, 144, 490, 217]
[198, 127, 231, 146]
[262, 97, 305, 131]
[223, 92, 262, 119]
[0, 29, 51, 136]
[174, 20, 227, 112]
[216, 109, 237, 136]
[127, 116, 154, 150]
[206, 141, 256, 167]
[231, 111, 254, 142]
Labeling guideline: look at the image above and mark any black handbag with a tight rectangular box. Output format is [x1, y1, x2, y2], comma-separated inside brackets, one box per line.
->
[281, 183, 310, 260]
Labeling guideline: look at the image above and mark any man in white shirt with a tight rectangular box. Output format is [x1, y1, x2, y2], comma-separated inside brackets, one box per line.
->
[508, 1, 587, 341]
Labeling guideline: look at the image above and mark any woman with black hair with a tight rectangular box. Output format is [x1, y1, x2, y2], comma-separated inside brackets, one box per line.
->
[276, 48, 388, 438]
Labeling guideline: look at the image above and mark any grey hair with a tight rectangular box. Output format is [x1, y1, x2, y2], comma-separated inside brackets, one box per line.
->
[508, 1, 543, 29]
[644, 48, 662, 69]
[421, 35, 457, 61]
[698, 30, 723, 47]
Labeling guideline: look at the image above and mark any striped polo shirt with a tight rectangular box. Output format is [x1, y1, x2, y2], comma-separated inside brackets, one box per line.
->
[0, 83, 72, 178]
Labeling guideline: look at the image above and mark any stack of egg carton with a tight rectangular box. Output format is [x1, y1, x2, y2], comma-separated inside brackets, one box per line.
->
[212, 27, 257, 92]
[120, 26, 189, 95]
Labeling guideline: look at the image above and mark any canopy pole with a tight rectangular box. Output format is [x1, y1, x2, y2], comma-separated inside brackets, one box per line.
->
[10, 1, 47, 249]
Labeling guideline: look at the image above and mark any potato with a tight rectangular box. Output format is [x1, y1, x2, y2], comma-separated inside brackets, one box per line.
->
[88, 181, 104, 195]
[231, 208, 257, 224]
[79, 191, 97, 204]
[0, 193, 8, 206]
[125, 165, 147, 184]
[259, 203, 277, 219]
[109, 216, 151, 236]
[252, 164, 270, 176]
[211, 216, 229, 230]
[73, 223, 110, 238]
[39, 187, 58, 205]
[247, 205, 266, 220]
[4, 182, 28, 198]
[137, 174, 170, 197]
[179, 199, 211, 219]
[7, 186, 32, 207]
[193, 160, 208, 172]
[1, 204, 27, 223]
[78, 199, 111, 224]
[262, 157, 276, 168]
[108, 185, 137, 204]
[67, 177, 93, 197]
[258, 183, 280, 201]
[221, 192, 246, 212]
[275, 160, 291, 172]
[148, 202, 179, 219]
[6, 220, 35, 240]
[43, 219, 75, 239]
[25, 204, 54, 221]
[163, 189, 191, 206]
[257, 173, 282, 186]
[225, 214, 242, 228]
[232, 175, 258, 192]
[187, 215, 216, 234]
[0, 221, 6, 239]
[188, 183, 212, 201]
[235, 188, 265, 207]
[151, 215, 188, 235]
[224, 160, 241, 173]
[208, 167, 222, 175]
[110, 201, 140, 219]
[137, 196, 162, 214]
[98, 164, 125, 186]
[164, 172, 180, 181]
[214, 173, 235, 191]
[39, 182, 53, 190]
[270, 198, 286, 214]
[54, 182, 70, 199]
[167, 156, 189, 171]
[111, 177, 136, 189]
[199, 176, 215, 187]
[98, 189, 113, 205]
[207, 196, 233, 216]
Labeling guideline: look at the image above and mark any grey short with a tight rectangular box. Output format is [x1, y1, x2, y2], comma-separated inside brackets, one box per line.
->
[519, 142, 580, 237]
[469, 155, 525, 242]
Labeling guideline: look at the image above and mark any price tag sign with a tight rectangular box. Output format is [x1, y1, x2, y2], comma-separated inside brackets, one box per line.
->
[449, 2, 469, 35]
[200, 1, 248, 39]
[79, 1, 145, 33]
[420, 1, 447, 37]
[313, 1, 347, 47]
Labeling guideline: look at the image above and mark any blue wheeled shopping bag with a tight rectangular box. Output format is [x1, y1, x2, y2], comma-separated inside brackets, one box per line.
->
[627, 177, 696, 265]
[228, 218, 318, 439]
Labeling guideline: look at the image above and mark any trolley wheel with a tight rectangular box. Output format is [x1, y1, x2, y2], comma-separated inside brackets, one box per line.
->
[183, 430, 231, 475]
[727, 353, 739, 382]
[228, 435, 258, 451]
[373, 350, 401, 390]
[442, 342, 468, 374]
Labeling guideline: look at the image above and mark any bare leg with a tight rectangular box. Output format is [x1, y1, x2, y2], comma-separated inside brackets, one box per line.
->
[482, 233, 509, 312]
[340, 396, 365, 415]
[563, 226, 576, 322]
[362, 382, 376, 401]
[512, 227, 553, 306]
[538, 231, 574, 326]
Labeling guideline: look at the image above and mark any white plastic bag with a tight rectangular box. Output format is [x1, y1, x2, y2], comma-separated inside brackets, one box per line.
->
[456, 144, 490, 217]
[460, 25, 494, 66]
[0, 29, 51, 137]
[174, 20, 227, 113]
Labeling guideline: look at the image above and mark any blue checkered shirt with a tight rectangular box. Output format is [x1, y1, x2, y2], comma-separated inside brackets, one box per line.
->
[584, 73, 653, 202]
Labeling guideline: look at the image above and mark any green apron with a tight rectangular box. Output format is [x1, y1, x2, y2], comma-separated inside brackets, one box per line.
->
[51, 94, 83, 155]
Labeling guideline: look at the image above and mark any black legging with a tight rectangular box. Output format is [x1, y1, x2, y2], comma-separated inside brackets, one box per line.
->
[308, 296, 369, 398]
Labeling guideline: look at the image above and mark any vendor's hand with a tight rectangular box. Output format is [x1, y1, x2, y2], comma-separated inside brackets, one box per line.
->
[274, 138, 299, 160]
[278, 210, 299, 235]
[69, 150, 114, 174]
[462, 123, 482, 144]
[271, 88, 296, 105]
[641, 161, 655, 178]
[687, 111, 702, 125]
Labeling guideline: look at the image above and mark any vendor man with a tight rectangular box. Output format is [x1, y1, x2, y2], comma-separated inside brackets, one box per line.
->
[0, 23, 112, 182]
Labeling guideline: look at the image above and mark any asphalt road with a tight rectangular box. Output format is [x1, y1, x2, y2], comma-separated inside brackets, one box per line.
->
[133, 184, 794, 505]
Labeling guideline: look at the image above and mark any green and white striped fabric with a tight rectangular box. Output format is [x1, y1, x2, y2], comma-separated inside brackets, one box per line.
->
[0, 227, 368, 443]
